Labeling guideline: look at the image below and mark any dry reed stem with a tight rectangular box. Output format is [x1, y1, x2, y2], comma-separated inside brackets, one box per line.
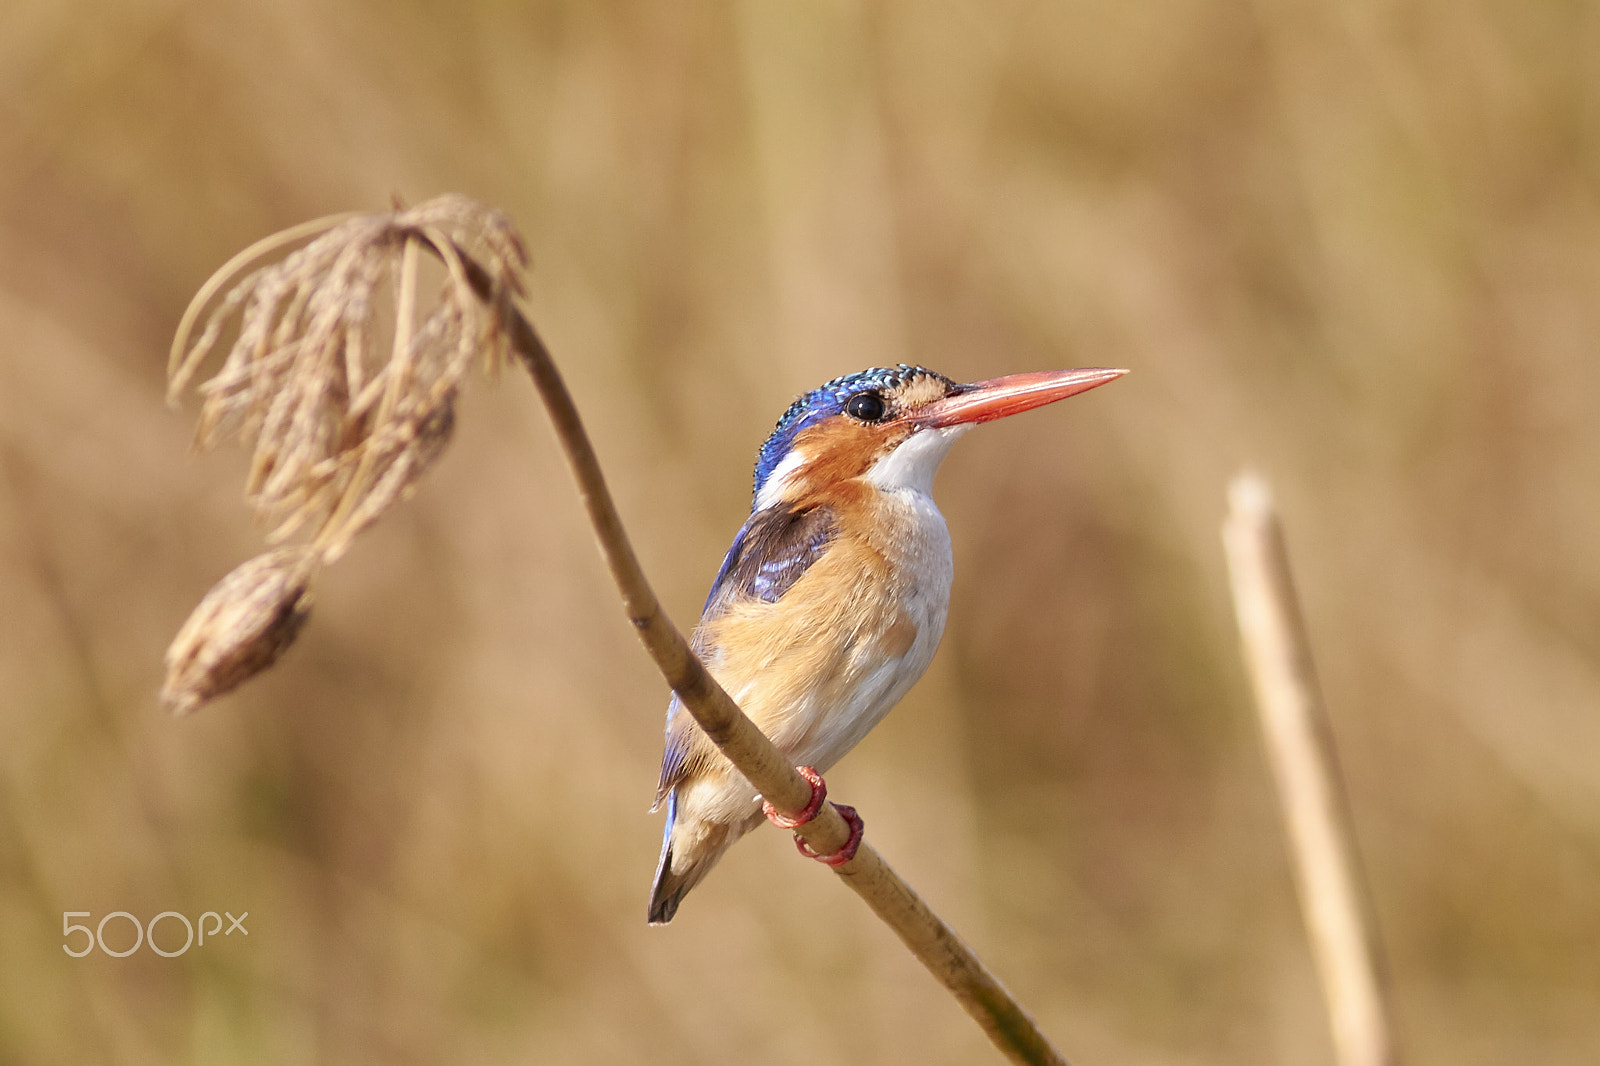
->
[163, 196, 1068, 1066]
[1223, 473, 1399, 1066]
[473, 258, 1068, 1066]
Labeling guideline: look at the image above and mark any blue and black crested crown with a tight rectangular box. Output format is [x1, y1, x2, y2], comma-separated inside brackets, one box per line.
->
[752, 364, 953, 502]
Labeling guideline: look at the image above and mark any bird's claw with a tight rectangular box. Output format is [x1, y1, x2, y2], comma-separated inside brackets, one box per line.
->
[762, 765, 827, 829]
[762, 767, 865, 867]
[794, 803, 864, 867]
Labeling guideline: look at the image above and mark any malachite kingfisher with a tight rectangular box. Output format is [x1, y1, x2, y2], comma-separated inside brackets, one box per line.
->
[649, 364, 1126, 923]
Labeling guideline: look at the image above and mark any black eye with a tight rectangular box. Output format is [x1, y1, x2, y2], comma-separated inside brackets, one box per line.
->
[845, 392, 887, 422]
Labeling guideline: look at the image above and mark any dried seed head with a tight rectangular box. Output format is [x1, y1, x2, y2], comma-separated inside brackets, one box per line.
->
[319, 387, 457, 561]
[163, 195, 527, 710]
[162, 548, 318, 716]
[168, 194, 526, 550]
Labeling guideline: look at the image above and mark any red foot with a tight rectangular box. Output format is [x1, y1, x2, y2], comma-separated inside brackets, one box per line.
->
[762, 766, 865, 868]
[794, 803, 864, 867]
[762, 765, 827, 829]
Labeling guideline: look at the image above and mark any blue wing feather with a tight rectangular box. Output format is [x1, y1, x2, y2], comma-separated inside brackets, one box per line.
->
[654, 502, 839, 801]
[701, 526, 750, 614]
[656, 694, 693, 802]
[704, 503, 838, 612]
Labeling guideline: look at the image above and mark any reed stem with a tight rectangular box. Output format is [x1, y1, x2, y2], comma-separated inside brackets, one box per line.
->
[1223, 472, 1399, 1066]
[461, 258, 1069, 1066]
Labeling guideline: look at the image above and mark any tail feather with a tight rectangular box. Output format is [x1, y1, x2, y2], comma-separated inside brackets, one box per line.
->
[647, 843, 715, 925]
[647, 793, 759, 924]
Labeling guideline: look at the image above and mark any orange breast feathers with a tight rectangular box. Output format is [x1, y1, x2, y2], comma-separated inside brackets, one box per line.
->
[670, 482, 934, 784]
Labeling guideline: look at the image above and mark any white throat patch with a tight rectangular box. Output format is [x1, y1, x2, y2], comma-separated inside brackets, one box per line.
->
[864, 425, 970, 497]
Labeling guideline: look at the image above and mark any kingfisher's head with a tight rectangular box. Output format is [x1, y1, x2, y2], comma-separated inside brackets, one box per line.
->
[751, 364, 1126, 510]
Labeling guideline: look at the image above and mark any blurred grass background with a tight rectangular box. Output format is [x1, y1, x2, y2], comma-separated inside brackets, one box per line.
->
[2, 1, 1598, 1063]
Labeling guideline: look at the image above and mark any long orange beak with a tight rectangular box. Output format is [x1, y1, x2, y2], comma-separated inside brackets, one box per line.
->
[914, 367, 1128, 428]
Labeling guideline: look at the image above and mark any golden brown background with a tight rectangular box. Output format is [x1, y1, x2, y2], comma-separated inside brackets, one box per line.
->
[3, 2, 1597, 1063]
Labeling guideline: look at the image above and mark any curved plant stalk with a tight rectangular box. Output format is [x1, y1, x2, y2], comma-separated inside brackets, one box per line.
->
[163, 196, 1070, 1066]
[467, 259, 1068, 1066]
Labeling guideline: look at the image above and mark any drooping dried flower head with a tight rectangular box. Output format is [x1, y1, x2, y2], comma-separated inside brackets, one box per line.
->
[162, 548, 317, 716]
[162, 195, 527, 714]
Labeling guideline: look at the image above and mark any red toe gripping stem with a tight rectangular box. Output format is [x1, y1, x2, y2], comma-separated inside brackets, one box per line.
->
[762, 766, 865, 867]
[794, 803, 864, 867]
[762, 765, 827, 829]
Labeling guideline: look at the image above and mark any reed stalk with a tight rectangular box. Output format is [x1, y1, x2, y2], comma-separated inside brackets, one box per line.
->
[1223, 472, 1399, 1066]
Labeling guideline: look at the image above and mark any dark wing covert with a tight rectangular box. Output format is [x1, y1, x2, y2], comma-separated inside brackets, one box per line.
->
[655, 503, 839, 802]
